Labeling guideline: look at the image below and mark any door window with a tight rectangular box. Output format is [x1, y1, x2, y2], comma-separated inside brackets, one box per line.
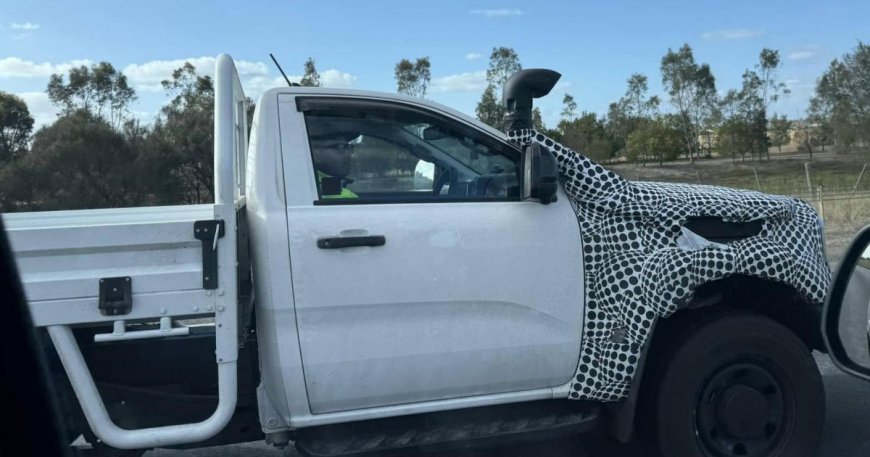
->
[303, 100, 521, 202]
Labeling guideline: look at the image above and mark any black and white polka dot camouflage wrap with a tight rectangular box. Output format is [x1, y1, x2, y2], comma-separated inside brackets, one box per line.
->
[506, 128, 832, 402]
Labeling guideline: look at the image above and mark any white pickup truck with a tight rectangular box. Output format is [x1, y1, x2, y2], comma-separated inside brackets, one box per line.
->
[5, 55, 832, 457]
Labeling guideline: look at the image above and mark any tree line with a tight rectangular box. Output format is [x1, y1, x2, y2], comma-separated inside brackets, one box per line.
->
[394, 42, 868, 165]
[0, 58, 324, 212]
[1, 43, 868, 212]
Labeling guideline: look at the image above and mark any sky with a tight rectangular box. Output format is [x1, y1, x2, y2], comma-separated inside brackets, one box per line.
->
[1, 0, 867, 129]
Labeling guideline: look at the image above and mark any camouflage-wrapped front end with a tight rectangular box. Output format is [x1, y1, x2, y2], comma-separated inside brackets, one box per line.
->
[507, 129, 831, 401]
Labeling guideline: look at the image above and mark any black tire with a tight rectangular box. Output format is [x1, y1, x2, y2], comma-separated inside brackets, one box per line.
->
[652, 310, 824, 457]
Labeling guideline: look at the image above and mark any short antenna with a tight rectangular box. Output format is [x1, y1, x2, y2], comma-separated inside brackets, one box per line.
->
[269, 53, 299, 87]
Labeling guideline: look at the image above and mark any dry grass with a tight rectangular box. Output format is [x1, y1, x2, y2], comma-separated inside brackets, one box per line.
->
[610, 154, 870, 196]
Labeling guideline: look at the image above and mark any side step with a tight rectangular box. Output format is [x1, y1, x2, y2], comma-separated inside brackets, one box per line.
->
[295, 400, 600, 457]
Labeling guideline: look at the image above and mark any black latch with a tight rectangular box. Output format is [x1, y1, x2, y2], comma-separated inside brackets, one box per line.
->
[99, 277, 132, 316]
[194, 219, 225, 289]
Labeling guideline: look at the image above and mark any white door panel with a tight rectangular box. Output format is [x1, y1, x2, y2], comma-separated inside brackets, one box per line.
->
[287, 197, 584, 413]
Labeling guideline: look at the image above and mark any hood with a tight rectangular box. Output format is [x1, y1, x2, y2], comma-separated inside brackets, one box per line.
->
[626, 181, 796, 223]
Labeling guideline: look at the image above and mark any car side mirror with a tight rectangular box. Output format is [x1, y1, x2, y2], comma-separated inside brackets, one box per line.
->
[822, 225, 870, 381]
[522, 143, 558, 204]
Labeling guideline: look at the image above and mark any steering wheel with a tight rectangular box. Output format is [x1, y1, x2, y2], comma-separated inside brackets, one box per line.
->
[433, 167, 456, 196]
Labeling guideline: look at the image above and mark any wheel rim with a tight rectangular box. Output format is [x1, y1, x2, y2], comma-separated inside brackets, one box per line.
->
[694, 357, 794, 457]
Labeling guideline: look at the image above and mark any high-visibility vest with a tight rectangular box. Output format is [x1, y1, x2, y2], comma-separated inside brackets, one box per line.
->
[317, 171, 359, 199]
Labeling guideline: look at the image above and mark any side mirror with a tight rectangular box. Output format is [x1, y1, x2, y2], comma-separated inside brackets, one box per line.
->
[822, 225, 870, 381]
[522, 143, 558, 204]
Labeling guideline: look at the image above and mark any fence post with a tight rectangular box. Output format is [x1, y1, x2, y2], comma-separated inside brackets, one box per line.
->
[696, 171, 703, 184]
[853, 164, 867, 194]
[817, 185, 825, 221]
[805, 162, 813, 197]
[753, 168, 761, 191]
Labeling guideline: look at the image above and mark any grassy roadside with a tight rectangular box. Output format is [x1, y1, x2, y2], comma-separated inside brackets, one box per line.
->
[609, 153, 870, 195]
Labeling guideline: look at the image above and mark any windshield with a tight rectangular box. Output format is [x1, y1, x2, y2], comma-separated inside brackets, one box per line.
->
[402, 123, 514, 175]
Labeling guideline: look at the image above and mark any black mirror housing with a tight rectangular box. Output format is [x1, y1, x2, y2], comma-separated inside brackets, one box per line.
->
[522, 143, 558, 204]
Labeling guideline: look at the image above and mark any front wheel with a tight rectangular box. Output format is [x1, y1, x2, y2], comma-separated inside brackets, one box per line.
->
[652, 311, 824, 457]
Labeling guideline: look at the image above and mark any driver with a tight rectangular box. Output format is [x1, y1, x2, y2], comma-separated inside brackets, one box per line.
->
[309, 133, 358, 199]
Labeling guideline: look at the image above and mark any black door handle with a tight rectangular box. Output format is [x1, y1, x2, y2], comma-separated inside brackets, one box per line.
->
[317, 235, 386, 249]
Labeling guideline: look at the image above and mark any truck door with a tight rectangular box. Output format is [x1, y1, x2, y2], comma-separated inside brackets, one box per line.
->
[280, 96, 585, 414]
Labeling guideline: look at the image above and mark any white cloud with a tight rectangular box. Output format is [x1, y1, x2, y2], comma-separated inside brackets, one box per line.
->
[55, 60, 95, 74]
[10, 22, 40, 30]
[465, 53, 483, 61]
[321, 69, 356, 88]
[246, 70, 356, 92]
[701, 29, 764, 40]
[788, 51, 816, 61]
[244, 75, 297, 96]
[431, 70, 487, 93]
[16, 92, 59, 129]
[122, 57, 270, 92]
[788, 45, 822, 61]
[469, 9, 523, 18]
[122, 57, 355, 96]
[0, 58, 52, 77]
[0, 57, 93, 78]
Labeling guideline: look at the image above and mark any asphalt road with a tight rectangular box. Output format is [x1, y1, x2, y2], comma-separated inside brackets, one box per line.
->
[149, 267, 870, 457]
